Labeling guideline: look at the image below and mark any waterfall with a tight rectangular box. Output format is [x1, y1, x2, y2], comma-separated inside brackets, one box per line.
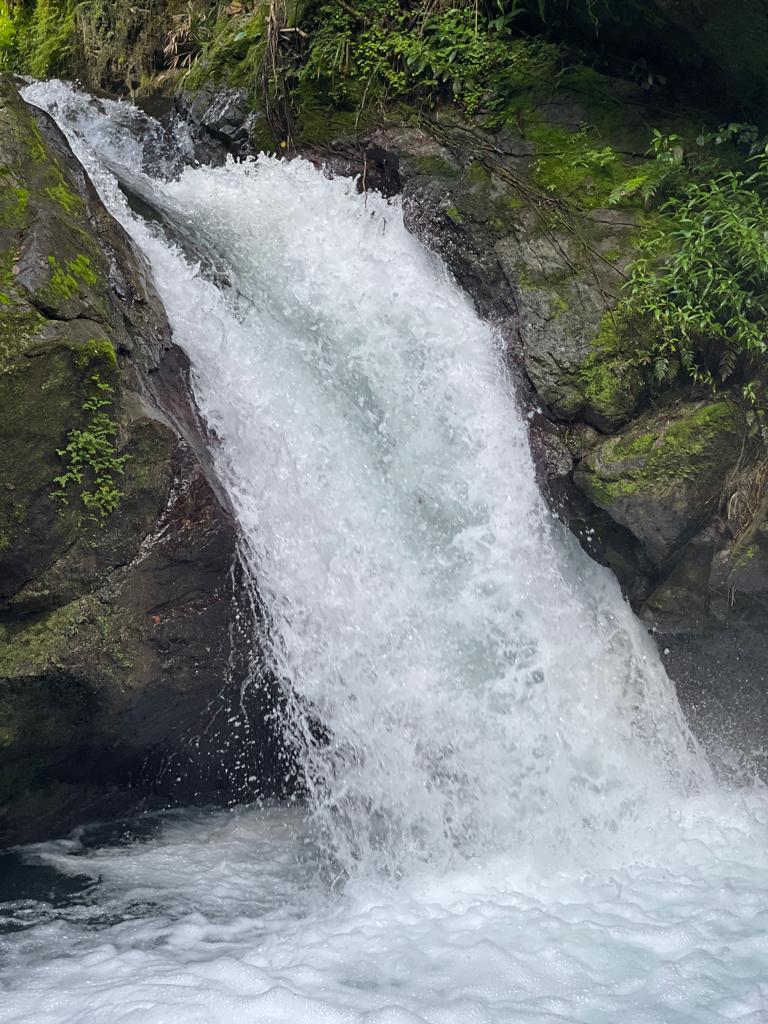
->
[21, 80, 708, 875]
[3, 80, 766, 1024]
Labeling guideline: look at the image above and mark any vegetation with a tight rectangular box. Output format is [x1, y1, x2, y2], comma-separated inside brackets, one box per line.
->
[51, 361, 128, 520]
[293, 1, 561, 113]
[0, 0, 75, 77]
[619, 131, 768, 432]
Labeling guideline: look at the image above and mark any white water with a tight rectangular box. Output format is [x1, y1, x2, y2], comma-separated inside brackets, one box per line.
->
[1, 80, 765, 1022]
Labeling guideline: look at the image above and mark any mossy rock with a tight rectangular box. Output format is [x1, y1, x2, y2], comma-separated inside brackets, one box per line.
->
[497, 204, 647, 430]
[574, 397, 743, 563]
[0, 79, 141, 602]
[0, 75, 275, 846]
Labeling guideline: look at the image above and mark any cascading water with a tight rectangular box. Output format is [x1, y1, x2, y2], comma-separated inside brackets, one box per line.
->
[1, 81, 766, 1023]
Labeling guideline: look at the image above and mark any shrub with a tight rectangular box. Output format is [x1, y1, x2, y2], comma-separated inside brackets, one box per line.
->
[625, 151, 768, 402]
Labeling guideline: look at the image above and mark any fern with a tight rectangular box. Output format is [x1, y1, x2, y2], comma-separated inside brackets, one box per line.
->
[625, 151, 768, 395]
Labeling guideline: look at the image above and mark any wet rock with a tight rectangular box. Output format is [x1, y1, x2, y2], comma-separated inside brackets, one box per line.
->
[176, 81, 266, 158]
[0, 76, 279, 847]
[574, 398, 743, 564]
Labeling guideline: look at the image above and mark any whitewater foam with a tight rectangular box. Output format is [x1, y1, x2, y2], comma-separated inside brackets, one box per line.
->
[2, 796, 768, 1023]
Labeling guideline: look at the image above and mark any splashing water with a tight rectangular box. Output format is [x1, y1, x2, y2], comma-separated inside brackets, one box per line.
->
[1, 80, 765, 1023]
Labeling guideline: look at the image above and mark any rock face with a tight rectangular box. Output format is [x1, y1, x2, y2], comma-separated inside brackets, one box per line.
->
[175, 82, 262, 157]
[0, 77, 278, 847]
[575, 399, 743, 565]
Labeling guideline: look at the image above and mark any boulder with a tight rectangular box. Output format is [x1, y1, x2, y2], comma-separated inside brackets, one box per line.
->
[573, 398, 744, 564]
[0, 76, 278, 847]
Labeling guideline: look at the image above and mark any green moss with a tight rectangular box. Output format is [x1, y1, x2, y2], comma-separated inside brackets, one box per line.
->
[45, 181, 82, 214]
[67, 254, 98, 285]
[583, 400, 739, 505]
[527, 117, 643, 211]
[550, 294, 569, 320]
[75, 337, 117, 370]
[0, 598, 85, 679]
[25, 123, 49, 165]
[0, 308, 47, 372]
[0, 593, 130, 687]
[249, 118, 278, 156]
[46, 256, 78, 300]
[579, 356, 640, 425]
[604, 428, 658, 463]
[445, 204, 463, 224]
[573, 311, 645, 426]
[734, 542, 759, 569]
[412, 154, 460, 178]
[46, 254, 99, 300]
[465, 160, 490, 186]
[292, 78, 376, 147]
[0, 184, 29, 227]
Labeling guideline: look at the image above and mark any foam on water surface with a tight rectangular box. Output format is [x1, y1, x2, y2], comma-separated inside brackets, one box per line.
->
[2, 797, 768, 1023]
[1, 80, 765, 1022]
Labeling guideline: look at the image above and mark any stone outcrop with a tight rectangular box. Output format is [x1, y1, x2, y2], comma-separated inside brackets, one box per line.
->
[0, 76, 279, 847]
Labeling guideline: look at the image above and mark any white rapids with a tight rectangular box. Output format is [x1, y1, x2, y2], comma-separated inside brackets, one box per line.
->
[0, 79, 765, 1023]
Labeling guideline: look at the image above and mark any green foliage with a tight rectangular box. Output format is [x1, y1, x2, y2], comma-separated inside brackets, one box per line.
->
[0, 0, 75, 77]
[183, 3, 269, 89]
[29, 0, 76, 77]
[51, 368, 128, 520]
[0, 3, 20, 70]
[164, 0, 224, 71]
[624, 150, 768, 410]
[606, 130, 686, 207]
[529, 121, 640, 209]
[297, 0, 560, 116]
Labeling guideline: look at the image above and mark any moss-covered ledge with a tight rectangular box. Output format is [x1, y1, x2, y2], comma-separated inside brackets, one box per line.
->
[573, 397, 743, 564]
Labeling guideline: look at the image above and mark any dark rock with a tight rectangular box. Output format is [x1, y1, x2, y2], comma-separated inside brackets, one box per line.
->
[0, 76, 280, 847]
[539, 0, 768, 115]
[360, 144, 402, 198]
[176, 81, 266, 159]
[573, 398, 743, 565]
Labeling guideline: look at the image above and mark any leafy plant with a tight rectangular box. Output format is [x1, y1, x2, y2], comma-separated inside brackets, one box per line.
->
[624, 150, 768, 401]
[165, 2, 209, 70]
[606, 129, 685, 207]
[52, 371, 129, 520]
[294, 0, 560, 117]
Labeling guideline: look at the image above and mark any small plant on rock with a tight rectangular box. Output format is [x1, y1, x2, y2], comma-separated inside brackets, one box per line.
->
[51, 371, 129, 520]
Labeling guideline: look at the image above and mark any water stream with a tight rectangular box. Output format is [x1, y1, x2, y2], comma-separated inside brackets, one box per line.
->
[1, 81, 766, 1023]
